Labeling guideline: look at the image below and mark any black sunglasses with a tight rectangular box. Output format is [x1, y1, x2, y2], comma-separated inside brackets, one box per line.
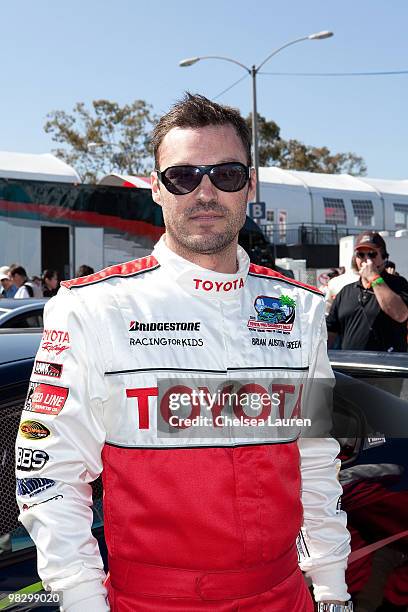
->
[156, 162, 250, 195]
[355, 250, 378, 259]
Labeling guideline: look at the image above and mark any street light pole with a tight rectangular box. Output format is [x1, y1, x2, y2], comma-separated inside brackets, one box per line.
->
[179, 31, 333, 206]
[251, 65, 260, 204]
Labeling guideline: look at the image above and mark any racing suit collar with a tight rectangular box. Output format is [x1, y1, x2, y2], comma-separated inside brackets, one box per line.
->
[152, 236, 250, 299]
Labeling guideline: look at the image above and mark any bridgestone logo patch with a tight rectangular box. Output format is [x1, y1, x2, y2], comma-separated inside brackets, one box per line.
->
[129, 321, 200, 332]
[34, 361, 63, 378]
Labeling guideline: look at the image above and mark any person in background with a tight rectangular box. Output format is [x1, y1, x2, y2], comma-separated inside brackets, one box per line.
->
[10, 266, 34, 298]
[0, 271, 17, 298]
[385, 260, 399, 276]
[0, 265, 12, 280]
[30, 276, 44, 298]
[319, 268, 339, 296]
[76, 264, 94, 277]
[42, 269, 59, 298]
[327, 232, 408, 351]
[325, 263, 359, 315]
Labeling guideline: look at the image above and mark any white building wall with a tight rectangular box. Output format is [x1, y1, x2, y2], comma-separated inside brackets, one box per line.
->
[258, 181, 385, 228]
[382, 194, 408, 230]
[259, 183, 311, 225]
[103, 232, 152, 268]
[74, 227, 104, 275]
[258, 168, 408, 231]
[0, 218, 41, 276]
[310, 189, 383, 228]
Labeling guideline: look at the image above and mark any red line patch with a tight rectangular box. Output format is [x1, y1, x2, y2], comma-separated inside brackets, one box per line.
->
[25, 382, 69, 416]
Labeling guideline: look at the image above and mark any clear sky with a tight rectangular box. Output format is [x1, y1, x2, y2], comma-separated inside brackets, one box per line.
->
[1, 0, 407, 179]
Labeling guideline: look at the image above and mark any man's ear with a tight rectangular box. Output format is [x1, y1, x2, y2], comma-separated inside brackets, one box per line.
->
[151, 171, 162, 206]
[247, 167, 256, 203]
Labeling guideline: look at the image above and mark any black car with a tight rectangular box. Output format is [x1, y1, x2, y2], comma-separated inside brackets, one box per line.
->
[0, 334, 407, 610]
[0, 299, 47, 329]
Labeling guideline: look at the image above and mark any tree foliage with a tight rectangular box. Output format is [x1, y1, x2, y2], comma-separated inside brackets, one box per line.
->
[44, 100, 367, 182]
[246, 113, 367, 176]
[44, 100, 156, 183]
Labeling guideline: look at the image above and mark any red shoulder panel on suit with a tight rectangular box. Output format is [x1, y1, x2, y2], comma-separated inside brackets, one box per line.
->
[249, 263, 323, 296]
[61, 255, 159, 289]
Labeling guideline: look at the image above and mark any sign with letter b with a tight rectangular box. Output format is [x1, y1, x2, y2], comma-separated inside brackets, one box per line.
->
[249, 202, 266, 220]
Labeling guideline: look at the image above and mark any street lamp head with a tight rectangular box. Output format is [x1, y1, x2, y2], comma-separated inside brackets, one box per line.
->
[179, 57, 201, 67]
[308, 30, 334, 40]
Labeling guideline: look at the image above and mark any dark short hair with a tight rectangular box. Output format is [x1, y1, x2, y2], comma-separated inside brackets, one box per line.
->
[76, 265, 94, 277]
[10, 265, 27, 278]
[151, 92, 251, 168]
[42, 269, 57, 281]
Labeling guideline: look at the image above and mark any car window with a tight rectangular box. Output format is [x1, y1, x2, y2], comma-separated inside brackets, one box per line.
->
[339, 372, 408, 401]
[3, 310, 44, 329]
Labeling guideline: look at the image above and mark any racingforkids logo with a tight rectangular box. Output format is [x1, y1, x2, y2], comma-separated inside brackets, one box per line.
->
[248, 295, 296, 333]
[129, 320, 203, 347]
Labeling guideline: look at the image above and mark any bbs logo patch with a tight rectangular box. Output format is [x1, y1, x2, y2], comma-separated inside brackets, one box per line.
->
[17, 448, 49, 471]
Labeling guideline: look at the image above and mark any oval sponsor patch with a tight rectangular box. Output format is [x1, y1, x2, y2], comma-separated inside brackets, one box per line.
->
[19, 420, 51, 440]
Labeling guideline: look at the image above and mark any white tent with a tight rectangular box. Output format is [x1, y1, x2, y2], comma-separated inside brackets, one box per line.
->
[0, 151, 80, 183]
[98, 173, 151, 189]
[258, 167, 408, 229]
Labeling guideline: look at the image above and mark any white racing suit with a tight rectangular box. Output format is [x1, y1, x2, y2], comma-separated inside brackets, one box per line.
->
[16, 237, 350, 611]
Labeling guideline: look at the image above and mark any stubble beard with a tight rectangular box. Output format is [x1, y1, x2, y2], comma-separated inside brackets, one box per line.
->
[164, 199, 247, 255]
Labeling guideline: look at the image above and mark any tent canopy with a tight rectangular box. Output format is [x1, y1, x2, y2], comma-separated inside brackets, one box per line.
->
[99, 173, 151, 189]
[0, 151, 80, 183]
[259, 167, 408, 195]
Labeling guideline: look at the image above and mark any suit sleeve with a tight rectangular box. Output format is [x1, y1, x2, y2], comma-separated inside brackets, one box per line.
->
[15, 287, 110, 611]
[298, 303, 351, 602]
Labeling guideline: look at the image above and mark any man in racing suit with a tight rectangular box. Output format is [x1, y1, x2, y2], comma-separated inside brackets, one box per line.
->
[16, 93, 352, 611]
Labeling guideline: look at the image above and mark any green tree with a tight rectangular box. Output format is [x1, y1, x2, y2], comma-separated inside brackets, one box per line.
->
[44, 99, 157, 183]
[251, 115, 282, 166]
[246, 114, 367, 176]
